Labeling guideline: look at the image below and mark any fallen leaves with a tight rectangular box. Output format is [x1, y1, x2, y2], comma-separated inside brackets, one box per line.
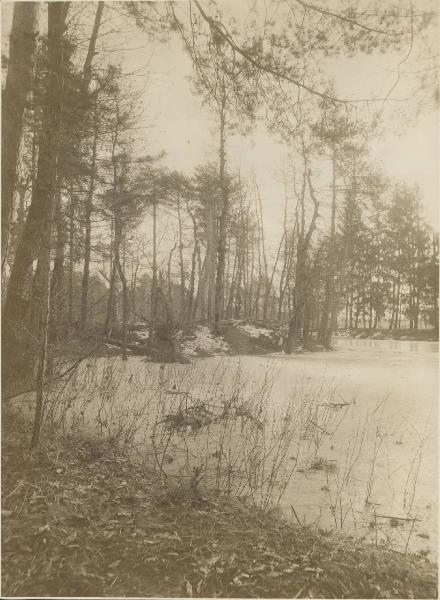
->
[2, 411, 438, 599]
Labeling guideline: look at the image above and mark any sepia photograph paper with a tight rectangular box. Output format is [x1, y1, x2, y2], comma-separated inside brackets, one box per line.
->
[1, 0, 439, 598]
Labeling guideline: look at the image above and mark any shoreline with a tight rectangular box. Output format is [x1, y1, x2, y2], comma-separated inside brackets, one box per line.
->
[2, 408, 437, 599]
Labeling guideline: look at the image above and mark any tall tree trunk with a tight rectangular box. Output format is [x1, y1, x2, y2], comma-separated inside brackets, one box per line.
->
[278, 190, 290, 322]
[131, 256, 139, 321]
[114, 220, 128, 357]
[264, 231, 285, 324]
[51, 189, 65, 340]
[80, 103, 99, 329]
[193, 250, 205, 321]
[167, 241, 176, 311]
[255, 181, 269, 321]
[28, 3, 68, 446]
[206, 196, 215, 320]
[390, 276, 396, 329]
[234, 254, 243, 319]
[286, 169, 319, 353]
[395, 273, 401, 331]
[287, 168, 306, 352]
[3, 2, 68, 390]
[254, 224, 262, 319]
[2, 2, 39, 278]
[319, 146, 337, 348]
[248, 236, 255, 319]
[82, 2, 104, 90]
[186, 203, 198, 322]
[149, 201, 158, 343]
[243, 210, 250, 317]
[68, 194, 75, 328]
[226, 248, 238, 318]
[104, 260, 118, 335]
[177, 194, 186, 323]
[214, 87, 228, 334]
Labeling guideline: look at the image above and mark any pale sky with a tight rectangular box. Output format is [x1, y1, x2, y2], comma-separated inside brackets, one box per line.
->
[137, 16, 439, 246]
[2, 0, 439, 250]
[114, 2, 439, 239]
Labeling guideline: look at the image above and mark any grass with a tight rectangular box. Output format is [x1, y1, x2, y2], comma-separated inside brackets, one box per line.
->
[2, 408, 437, 599]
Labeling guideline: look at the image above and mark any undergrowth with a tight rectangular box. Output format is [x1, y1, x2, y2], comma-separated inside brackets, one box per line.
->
[2, 408, 437, 599]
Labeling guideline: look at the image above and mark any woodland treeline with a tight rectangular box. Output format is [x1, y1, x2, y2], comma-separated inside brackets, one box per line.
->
[1, 2, 438, 441]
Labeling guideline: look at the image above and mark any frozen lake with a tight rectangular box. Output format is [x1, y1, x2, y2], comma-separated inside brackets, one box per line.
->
[18, 337, 438, 557]
[268, 337, 438, 556]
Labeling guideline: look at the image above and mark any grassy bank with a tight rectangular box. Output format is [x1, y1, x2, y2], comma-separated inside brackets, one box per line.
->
[2, 409, 437, 599]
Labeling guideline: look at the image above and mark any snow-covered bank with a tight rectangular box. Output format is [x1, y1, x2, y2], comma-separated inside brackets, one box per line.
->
[179, 325, 230, 357]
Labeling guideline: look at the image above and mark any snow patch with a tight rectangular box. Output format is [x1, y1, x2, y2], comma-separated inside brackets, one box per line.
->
[133, 330, 150, 341]
[237, 324, 275, 339]
[181, 326, 230, 357]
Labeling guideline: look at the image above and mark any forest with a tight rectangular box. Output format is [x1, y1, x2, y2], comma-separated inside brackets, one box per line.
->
[1, 1, 439, 598]
[2, 2, 438, 392]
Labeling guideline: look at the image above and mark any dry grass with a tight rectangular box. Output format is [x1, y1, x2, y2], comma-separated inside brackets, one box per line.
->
[2, 409, 437, 599]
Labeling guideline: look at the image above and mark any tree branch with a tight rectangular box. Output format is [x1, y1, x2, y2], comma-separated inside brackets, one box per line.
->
[192, 0, 417, 105]
[294, 0, 410, 37]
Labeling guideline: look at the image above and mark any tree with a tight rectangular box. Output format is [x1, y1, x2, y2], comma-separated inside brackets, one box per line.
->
[79, 2, 105, 329]
[285, 159, 319, 352]
[1, 2, 39, 279]
[3, 2, 70, 392]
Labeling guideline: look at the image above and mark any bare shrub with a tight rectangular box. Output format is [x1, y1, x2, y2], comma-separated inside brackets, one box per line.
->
[14, 353, 429, 555]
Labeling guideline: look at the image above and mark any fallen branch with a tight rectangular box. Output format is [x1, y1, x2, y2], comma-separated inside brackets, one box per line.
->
[361, 512, 421, 522]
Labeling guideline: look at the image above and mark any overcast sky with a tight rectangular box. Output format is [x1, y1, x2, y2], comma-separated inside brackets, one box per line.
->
[96, 0, 439, 241]
[143, 30, 439, 233]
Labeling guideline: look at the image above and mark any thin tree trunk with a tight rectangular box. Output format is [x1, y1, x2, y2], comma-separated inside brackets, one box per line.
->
[278, 188, 290, 322]
[51, 189, 65, 340]
[206, 196, 215, 320]
[167, 241, 177, 310]
[214, 84, 228, 333]
[114, 219, 128, 357]
[264, 231, 285, 324]
[177, 194, 186, 323]
[286, 168, 319, 353]
[149, 201, 158, 343]
[193, 250, 205, 321]
[226, 248, 238, 318]
[104, 259, 118, 335]
[68, 194, 75, 328]
[234, 254, 244, 319]
[255, 181, 269, 321]
[81, 102, 99, 329]
[82, 2, 104, 90]
[319, 146, 337, 348]
[186, 204, 198, 322]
